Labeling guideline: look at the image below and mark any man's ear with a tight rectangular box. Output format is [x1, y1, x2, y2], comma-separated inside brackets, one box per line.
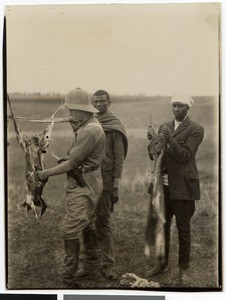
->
[108, 100, 112, 107]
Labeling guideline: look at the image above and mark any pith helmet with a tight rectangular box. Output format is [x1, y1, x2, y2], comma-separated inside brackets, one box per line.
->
[64, 88, 98, 113]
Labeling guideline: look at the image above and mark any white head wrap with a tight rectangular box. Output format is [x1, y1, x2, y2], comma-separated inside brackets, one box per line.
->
[171, 92, 194, 108]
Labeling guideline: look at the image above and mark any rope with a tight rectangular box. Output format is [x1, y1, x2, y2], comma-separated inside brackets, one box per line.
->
[7, 116, 70, 123]
[7, 94, 66, 123]
[50, 102, 65, 119]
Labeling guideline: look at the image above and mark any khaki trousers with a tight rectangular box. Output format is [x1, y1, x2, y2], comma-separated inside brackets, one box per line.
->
[61, 168, 103, 240]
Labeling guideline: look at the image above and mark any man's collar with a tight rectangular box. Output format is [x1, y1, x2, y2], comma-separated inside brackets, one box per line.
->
[96, 110, 109, 117]
[174, 114, 188, 123]
[76, 116, 95, 130]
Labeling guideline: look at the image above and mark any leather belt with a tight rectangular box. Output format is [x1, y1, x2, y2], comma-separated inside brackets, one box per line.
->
[83, 165, 99, 174]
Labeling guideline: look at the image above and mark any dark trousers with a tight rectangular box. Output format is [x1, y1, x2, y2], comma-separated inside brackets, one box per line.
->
[163, 185, 195, 270]
[95, 193, 115, 268]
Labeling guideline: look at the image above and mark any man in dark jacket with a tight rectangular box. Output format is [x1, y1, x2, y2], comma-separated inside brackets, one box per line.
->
[146, 92, 204, 285]
[77, 89, 128, 280]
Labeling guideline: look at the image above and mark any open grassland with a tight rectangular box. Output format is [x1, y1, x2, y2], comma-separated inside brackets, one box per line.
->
[6, 96, 220, 290]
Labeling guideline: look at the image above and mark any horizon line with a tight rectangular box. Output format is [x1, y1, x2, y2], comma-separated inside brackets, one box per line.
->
[7, 92, 218, 99]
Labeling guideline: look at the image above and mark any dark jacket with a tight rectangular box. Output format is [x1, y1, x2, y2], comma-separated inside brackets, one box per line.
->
[159, 116, 204, 200]
[96, 111, 128, 193]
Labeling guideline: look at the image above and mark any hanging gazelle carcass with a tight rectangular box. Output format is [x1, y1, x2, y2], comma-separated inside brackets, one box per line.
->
[7, 95, 63, 219]
[144, 115, 168, 266]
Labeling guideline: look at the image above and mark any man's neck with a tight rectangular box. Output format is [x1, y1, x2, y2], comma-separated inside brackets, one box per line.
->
[175, 114, 188, 122]
[97, 110, 109, 117]
[81, 115, 93, 126]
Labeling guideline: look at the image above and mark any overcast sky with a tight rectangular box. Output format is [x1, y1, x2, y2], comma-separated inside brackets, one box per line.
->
[5, 3, 220, 96]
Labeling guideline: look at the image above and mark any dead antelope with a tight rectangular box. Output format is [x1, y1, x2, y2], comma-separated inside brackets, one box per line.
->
[7, 95, 62, 219]
[120, 273, 160, 288]
[144, 123, 168, 266]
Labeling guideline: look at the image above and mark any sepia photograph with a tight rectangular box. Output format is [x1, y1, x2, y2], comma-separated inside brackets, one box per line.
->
[4, 2, 221, 291]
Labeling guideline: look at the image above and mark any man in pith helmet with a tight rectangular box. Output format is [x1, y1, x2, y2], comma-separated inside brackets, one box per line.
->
[37, 87, 106, 288]
[146, 92, 204, 285]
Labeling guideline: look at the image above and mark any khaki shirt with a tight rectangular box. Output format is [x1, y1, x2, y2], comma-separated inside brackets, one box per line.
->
[68, 117, 106, 169]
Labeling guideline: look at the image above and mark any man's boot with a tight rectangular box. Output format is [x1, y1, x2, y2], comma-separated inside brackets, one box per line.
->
[100, 265, 118, 280]
[145, 262, 168, 277]
[77, 228, 101, 279]
[62, 239, 80, 289]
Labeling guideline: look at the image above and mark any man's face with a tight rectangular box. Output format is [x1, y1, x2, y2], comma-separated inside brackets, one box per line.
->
[92, 95, 111, 114]
[172, 102, 189, 121]
[69, 110, 83, 132]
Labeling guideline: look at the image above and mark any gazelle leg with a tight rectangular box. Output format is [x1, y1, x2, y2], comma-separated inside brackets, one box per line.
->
[25, 194, 40, 219]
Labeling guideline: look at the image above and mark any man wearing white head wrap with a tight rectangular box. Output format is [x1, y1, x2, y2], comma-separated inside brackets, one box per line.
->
[146, 92, 204, 285]
[171, 92, 194, 109]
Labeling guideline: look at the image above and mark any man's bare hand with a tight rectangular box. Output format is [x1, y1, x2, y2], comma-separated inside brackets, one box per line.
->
[112, 187, 119, 203]
[36, 170, 49, 182]
[161, 125, 172, 142]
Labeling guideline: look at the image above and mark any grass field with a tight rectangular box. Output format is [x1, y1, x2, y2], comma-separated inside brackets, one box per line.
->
[6, 95, 220, 290]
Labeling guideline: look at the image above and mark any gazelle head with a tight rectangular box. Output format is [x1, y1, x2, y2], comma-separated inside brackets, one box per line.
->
[148, 127, 167, 156]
